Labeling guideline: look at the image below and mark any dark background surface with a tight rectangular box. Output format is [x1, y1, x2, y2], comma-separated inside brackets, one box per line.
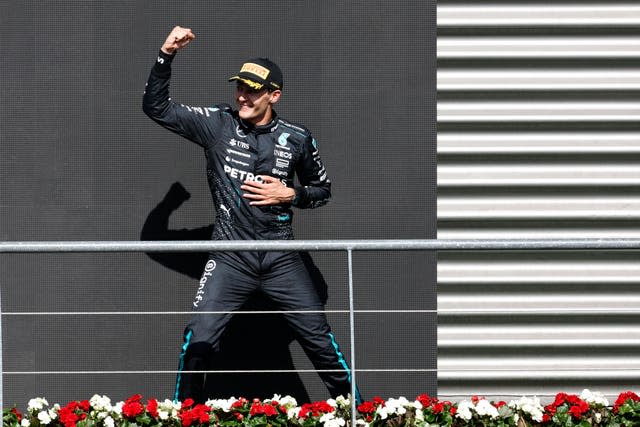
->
[0, 0, 437, 407]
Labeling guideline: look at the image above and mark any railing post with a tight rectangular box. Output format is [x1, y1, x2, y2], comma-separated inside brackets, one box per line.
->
[1, 286, 3, 410]
[347, 249, 357, 425]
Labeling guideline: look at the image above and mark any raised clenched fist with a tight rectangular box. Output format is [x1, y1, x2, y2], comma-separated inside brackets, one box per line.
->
[161, 26, 195, 54]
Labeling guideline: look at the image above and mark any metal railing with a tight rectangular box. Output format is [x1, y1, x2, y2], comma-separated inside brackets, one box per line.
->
[2, 238, 640, 419]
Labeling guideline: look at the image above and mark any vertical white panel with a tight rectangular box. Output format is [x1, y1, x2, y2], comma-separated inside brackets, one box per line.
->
[437, 2, 640, 401]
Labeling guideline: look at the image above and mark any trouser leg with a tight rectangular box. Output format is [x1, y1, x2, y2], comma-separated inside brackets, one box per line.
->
[262, 253, 362, 402]
[175, 257, 255, 402]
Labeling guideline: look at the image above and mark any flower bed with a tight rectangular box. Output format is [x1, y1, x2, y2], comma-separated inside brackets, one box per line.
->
[3, 390, 639, 427]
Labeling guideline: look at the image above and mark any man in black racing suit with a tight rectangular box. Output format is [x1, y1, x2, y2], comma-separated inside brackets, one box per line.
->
[142, 26, 359, 403]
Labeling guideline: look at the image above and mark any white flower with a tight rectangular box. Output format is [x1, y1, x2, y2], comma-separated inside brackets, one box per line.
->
[412, 400, 423, 410]
[112, 402, 124, 416]
[20, 419, 30, 427]
[47, 405, 60, 421]
[90, 395, 112, 412]
[205, 398, 234, 412]
[27, 398, 48, 412]
[323, 416, 346, 427]
[279, 395, 298, 408]
[287, 407, 299, 420]
[475, 399, 499, 418]
[508, 396, 544, 422]
[456, 401, 474, 421]
[37, 411, 51, 425]
[335, 395, 350, 408]
[580, 389, 609, 407]
[157, 399, 180, 419]
[384, 397, 409, 415]
[415, 409, 424, 421]
[375, 406, 388, 420]
[595, 412, 602, 423]
[319, 412, 335, 423]
[104, 416, 115, 427]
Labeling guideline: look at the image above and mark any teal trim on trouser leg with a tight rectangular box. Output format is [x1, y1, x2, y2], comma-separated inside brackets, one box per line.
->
[328, 332, 363, 404]
[174, 329, 193, 403]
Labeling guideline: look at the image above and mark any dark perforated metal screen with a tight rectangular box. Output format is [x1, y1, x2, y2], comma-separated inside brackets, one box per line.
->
[0, 0, 436, 406]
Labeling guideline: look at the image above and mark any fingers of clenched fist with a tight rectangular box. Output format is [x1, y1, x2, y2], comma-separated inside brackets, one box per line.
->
[161, 26, 195, 54]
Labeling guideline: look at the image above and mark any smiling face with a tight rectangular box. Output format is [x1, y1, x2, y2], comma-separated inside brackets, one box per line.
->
[235, 82, 281, 125]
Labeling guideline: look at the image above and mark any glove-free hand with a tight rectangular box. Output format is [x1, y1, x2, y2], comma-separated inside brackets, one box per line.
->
[241, 176, 295, 206]
[161, 26, 195, 54]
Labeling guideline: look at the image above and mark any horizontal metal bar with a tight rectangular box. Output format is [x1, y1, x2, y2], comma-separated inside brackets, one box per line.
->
[439, 339, 640, 348]
[0, 309, 435, 316]
[2, 369, 437, 376]
[439, 370, 640, 381]
[439, 164, 640, 187]
[438, 5, 640, 27]
[2, 239, 640, 253]
[438, 132, 640, 155]
[4, 368, 639, 376]
[438, 101, 640, 122]
[3, 309, 639, 316]
[438, 70, 640, 91]
[438, 309, 640, 315]
[438, 37, 640, 59]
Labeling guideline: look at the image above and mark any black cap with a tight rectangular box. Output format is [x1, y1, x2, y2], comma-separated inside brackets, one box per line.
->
[228, 58, 283, 91]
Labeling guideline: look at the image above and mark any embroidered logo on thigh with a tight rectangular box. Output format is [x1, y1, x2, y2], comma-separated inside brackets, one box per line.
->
[194, 260, 216, 308]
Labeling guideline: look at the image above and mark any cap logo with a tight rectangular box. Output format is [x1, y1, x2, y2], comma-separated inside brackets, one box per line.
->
[240, 62, 270, 80]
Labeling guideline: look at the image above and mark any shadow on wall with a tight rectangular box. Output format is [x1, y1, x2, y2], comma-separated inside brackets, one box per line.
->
[140, 182, 329, 402]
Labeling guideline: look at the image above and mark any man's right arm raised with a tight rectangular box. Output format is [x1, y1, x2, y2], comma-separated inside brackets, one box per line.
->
[142, 26, 216, 148]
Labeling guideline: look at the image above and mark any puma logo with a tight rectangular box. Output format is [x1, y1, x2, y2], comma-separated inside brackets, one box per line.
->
[220, 204, 232, 217]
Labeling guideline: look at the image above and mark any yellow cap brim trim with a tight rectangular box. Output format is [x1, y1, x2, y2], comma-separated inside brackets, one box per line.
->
[229, 76, 264, 90]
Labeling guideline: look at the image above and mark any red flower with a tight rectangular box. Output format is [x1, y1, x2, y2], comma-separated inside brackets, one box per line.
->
[58, 401, 88, 427]
[147, 399, 159, 418]
[416, 394, 434, 407]
[569, 403, 588, 418]
[299, 401, 335, 419]
[614, 391, 640, 413]
[249, 402, 261, 416]
[373, 396, 385, 406]
[249, 402, 278, 417]
[78, 401, 90, 412]
[449, 407, 457, 415]
[10, 408, 22, 422]
[495, 401, 507, 408]
[432, 403, 444, 414]
[179, 404, 211, 427]
[231, 398, 247, 409]
[357, 401, 376, 415]
[122, 394, 145, 419]
[544, 392, 589, 421]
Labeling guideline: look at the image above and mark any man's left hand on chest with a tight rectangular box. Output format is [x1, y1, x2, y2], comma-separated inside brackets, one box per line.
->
[241, 175, 295, 206]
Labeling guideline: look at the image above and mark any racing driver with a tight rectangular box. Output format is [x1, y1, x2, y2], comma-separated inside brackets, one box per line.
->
[142, 26, 359, 404]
